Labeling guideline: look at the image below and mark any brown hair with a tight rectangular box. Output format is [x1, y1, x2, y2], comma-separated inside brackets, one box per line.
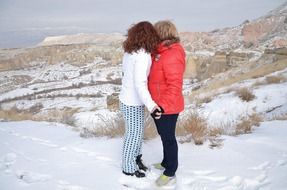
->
[154, 20, 180, 46]
[123, 21, 160, 53]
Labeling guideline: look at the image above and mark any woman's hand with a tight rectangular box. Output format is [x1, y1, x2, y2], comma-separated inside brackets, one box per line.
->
[151, 106, 162, 120]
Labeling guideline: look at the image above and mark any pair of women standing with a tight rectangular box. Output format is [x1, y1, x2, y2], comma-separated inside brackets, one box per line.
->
[119, 20, 185, 186]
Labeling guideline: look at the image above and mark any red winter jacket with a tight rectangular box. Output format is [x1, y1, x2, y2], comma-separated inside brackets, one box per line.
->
[148, 42, 185, 114]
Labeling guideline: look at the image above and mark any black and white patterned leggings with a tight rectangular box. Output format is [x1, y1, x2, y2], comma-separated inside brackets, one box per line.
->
[120, 101, 144, 173]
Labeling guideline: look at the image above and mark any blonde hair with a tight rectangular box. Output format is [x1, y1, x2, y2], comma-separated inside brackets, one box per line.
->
[154, 20, 180, 44]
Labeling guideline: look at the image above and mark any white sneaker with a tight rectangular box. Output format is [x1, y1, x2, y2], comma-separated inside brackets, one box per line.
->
[155, 174, 176, 187]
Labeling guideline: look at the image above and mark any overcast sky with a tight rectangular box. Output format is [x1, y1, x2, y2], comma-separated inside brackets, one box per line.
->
[0, 0, 286, 47]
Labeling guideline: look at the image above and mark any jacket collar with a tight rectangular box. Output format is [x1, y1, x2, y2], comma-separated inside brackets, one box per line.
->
[157, 41, 180, 53]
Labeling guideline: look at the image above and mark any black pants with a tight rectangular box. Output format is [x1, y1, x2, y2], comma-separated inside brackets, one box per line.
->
[153, 114, 179, 177]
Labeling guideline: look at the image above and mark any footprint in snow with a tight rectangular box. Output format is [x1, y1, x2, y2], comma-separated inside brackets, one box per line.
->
[0, 153, 17, 170]
[249, 161, 271, 171]
[71, 147, 117, 163]
[181, 175, 228, 189]
[183, 181, 207, 190]
[276, 159, 287, 166]
[181, 169, 227, 184]
[15, 170, 52, 183]
[254, 172, 268, 183]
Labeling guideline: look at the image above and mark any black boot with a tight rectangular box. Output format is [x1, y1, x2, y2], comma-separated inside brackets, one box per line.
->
[136, 154, 148, 172]
[122, 170, 145, 178]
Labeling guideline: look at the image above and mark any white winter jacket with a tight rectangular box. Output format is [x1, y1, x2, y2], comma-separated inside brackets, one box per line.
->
[119, 49, 157, 112]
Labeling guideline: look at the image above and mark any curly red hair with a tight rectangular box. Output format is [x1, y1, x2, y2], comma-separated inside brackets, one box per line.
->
[123, 21, 160, 54]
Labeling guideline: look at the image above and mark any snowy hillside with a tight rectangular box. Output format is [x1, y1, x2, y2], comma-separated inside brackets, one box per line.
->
[0, 120, 287, 190]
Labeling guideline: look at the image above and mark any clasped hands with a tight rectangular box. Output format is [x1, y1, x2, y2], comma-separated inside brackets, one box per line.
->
[151, 106, 163, 120]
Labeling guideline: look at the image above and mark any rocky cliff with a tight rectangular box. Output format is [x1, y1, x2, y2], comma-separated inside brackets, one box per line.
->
[181, 2, 287, 52]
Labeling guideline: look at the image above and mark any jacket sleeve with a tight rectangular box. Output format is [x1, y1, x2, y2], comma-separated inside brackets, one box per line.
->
[133, 51, 157, 112]
[158, 48, 185, 113]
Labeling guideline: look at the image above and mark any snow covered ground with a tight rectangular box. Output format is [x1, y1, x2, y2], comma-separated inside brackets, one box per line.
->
[199, 81, 287, 129]
[0, 120, 286, 190]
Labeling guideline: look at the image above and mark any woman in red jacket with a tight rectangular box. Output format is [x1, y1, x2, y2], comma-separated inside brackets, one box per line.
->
[148, 20, 185, 187]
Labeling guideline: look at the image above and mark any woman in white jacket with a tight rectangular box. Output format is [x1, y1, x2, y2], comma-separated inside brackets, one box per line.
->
[119, 21, 162, 178]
